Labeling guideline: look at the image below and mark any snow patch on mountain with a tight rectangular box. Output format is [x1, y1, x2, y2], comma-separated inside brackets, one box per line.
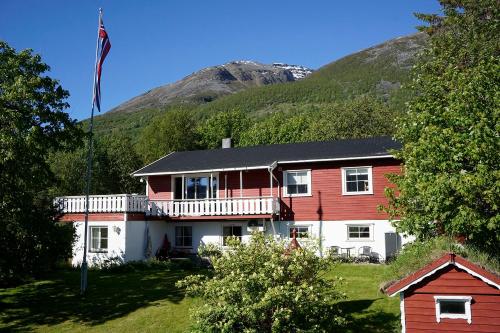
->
[272, 63, 313, 80]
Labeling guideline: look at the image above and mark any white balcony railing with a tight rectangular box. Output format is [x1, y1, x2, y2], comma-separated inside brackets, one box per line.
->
[148, 197, 280, 217]
[54, 195, 280, 217]
[54, 194, 148, 213]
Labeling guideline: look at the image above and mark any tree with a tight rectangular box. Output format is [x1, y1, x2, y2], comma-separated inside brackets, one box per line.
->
[136, 108, 199, 163]
[177, 234, 345, 333]
[302, 97, 396, 141]
[239, 112, 311, 146]
[197, 109, 250, 149]
[0, 41, 82, 284]
[102, 133, 143, 193]
[384, 1, 499, 253]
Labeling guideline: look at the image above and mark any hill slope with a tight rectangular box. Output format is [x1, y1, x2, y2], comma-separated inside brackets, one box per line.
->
[198, 32, 427, 115]
[89, 32, 427, 140]
[108, 61, 313, 115]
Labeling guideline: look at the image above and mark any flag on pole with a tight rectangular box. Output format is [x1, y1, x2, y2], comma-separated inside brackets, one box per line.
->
[93, 15, 111, 112]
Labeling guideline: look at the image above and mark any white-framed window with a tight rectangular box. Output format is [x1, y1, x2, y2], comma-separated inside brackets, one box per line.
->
[222, 225, 242, 246]
[283, 170, 311, 196]
[434, 296, 472, 324]
[172, 173, 218, 200]
[90, 226, 108, 253]
[342, 167, 373, 195]
[175, 226, 193, 247]
[288, 226, 310, 239]
[347, 224, 372, 240]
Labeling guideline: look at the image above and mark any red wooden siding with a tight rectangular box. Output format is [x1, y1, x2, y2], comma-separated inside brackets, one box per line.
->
[222, 169, 273, 198]
[145, 158, 400, 221]
[404, 265, 500, 333]
[279, 159, 399, 221]
[148, 175, 171, 200]
[58, 213, 125, 222]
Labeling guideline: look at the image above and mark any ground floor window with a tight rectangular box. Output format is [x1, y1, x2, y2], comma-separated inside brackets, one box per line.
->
[289, 226, 310, 239]
[347, 225, 371, 240]
[175, 226, 193, 247]
[90, 226, 108, 253]
[434, 296, 472, 324]
[222, 225, 242, 246]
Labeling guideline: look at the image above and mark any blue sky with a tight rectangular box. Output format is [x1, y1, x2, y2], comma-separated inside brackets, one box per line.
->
[0, 1, 441, 120]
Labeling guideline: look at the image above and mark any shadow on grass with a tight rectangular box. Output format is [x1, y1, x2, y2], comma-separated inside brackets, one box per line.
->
[337, 299, 400, 333]
[0, 267, 198, 331]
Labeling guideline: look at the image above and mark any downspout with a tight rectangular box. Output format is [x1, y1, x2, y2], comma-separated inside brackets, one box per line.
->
[268, 161, 278, 236]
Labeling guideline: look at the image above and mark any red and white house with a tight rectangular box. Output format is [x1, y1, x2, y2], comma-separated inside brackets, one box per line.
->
[56, 136, 410, 266]
[385, 253, 500, 333]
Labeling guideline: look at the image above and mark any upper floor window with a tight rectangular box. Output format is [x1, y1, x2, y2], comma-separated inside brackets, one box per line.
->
[283, 170, 311, 197]
[342, 167, 373, 195]
[173, 174, 218, 200]
[90, 226, 108, 253]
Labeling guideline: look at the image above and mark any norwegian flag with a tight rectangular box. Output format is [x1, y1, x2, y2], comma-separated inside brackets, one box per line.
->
[93, 16, 111, 112]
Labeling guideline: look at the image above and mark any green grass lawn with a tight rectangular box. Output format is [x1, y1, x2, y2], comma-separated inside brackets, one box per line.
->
[0, 264, 399, 332]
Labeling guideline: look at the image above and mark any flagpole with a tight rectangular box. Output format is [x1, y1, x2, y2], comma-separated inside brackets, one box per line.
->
[81, 7, 102, 295]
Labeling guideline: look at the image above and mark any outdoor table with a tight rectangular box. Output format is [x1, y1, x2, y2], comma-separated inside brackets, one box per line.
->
[340, 247, 355, 258]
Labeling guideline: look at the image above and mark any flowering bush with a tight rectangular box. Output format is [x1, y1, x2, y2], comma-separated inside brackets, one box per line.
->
[176, 233, 345, 332]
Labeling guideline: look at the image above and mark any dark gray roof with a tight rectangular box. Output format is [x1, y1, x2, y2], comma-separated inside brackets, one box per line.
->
[133, 136, 400, 175]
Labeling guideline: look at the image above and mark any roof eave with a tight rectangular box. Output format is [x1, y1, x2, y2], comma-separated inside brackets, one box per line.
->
[132, 154, 397, 177]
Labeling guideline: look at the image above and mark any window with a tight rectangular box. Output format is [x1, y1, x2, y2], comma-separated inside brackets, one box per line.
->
[175, 226, 192, 247]
[222, 225, 242, 246]
[90, 226, 108, 253]
[342, 167, 373, 195]
[284, 170, 311, 196]
[173, 174, 218, 200]
[289, 226, 310, 239]
[434, 296, 472, 324]
[347, 225, 371, 240]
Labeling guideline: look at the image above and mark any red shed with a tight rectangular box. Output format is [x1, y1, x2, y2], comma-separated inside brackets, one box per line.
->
[385, 253, 500, 333]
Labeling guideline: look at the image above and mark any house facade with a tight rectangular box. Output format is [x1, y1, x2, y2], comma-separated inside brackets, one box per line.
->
[385, 253, 500, 332]
[56, 136, 409, 266]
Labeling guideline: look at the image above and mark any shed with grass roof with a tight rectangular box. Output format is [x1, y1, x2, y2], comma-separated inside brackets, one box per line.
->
[384, 253, 500, 332]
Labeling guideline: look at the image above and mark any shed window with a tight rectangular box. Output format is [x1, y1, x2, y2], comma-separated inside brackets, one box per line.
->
[434, 296, 472, 324]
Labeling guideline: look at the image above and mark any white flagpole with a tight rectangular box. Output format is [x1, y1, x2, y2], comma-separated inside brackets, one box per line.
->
[81, 7, 102, 295]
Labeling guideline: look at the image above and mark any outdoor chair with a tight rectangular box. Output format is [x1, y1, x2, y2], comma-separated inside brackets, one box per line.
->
[327, 246, 340, 257]
[358, 246, 372, 262]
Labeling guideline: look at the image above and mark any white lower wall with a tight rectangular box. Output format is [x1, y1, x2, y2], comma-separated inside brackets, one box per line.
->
[72, 220, 127, 267]
[271, 220, 412, 261]
[71, 218, 411, 266]
[125, 220, 169, 261]
[165, 221, 252, 253]
[162, 219, 409, 261]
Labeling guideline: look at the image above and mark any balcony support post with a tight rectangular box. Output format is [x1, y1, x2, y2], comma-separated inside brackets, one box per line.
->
[239, 170, 243, 198]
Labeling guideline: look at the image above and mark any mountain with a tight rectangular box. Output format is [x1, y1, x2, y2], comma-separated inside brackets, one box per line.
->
[198, 32, 427, 115]
[108, 61, 313, 114]
[89, 32, 427, 140]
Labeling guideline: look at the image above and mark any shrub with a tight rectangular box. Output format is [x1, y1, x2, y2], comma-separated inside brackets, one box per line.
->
[177, 234, 345, 333]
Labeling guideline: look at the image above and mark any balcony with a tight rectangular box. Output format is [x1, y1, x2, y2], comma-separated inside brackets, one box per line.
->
[55, 194, 148, 213]
[54, 195, 280, 217]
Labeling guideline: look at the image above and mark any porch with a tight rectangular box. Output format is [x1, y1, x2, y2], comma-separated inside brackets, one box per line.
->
[54, 194, 280, 217]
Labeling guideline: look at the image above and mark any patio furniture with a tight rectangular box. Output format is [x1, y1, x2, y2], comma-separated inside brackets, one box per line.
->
[327, 246, 340, 257]
[340, 247, 355, 258]
[358, 246, 372, 261]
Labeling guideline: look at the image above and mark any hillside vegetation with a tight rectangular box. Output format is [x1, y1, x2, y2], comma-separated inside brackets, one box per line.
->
[87, 33, 427, 142]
